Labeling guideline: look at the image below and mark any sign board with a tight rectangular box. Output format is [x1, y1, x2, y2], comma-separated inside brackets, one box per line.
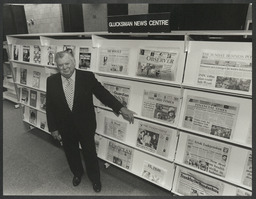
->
[108, 13, 171, 33]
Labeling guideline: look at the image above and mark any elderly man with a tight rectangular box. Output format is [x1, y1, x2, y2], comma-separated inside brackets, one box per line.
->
[46, 51, 135, 192]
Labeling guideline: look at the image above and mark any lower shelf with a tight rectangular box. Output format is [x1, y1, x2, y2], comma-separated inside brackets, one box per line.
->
[3, 92, 18, 103]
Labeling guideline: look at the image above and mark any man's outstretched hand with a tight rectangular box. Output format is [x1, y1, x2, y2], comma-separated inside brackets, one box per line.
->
[120, 107, 136, 124]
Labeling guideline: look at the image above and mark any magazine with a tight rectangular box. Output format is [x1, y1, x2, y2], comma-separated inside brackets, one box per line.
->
[241, 151, 252, 187]
[38, 112, 47, 130]
[98, 47, 130, 74]
[196, 49, 252, 92]
[104, 117, 127, 141]
[182, 95, 239, 139]
[32, 71, 41, 88]
[183, 135, 231, 177]
[79, 47, 91, 69]
[21, 88, 29, 104]
[46, 46, 57, 66]
[39, 93, 46, 111]
[136, 48, 179, 81]
[13, 44, 20, 60]
[136, 122, 172, 157]
[63, 45, 76, 56]
[29, 108, 37, 125]
[102, 82, 130, 108]
[141, 90, 180, 124]
[22, 45, 30, 62]
[33, 45, 41, 64]
[176, 167, 224, 196]
[106, 141, 133, 170]
[141, 161, 166, 185]
[30, 90, 37, 108]
[20, 68, 27, 85]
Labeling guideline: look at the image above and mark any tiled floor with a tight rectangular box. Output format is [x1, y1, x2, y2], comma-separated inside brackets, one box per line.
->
[3, 100, 172, 196]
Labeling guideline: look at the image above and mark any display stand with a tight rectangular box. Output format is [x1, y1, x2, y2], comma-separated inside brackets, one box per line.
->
[3, 43, 19, 105]
[6, 30, 252, 195]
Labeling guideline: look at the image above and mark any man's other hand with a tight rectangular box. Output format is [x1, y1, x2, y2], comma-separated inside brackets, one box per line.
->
[51, 130, 62, 142]
[120, 107, 136, 124]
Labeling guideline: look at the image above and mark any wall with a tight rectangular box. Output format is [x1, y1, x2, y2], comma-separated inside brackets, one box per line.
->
[128, 4, 148, 15]
[82, 4, 108, 32]
[24, 4, 63, 34]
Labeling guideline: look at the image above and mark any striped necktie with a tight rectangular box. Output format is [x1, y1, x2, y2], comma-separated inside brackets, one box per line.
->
[64, 78, 74, 110]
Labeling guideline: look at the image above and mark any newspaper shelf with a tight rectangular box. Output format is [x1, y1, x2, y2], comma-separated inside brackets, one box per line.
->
[95, 132, 175, 163]
[23, 119, 51, 135]
[3, 92, 18, 103]
[181, 84, 252, 99]
[20, 103, 46, 114]
[10, 60, 45, 68]
[95, 72, 182, 88]
[16, 83, 46, 93]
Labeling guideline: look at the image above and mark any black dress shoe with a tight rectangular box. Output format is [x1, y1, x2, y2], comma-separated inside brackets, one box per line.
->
[93, 182, 101, 192]
[73, 176, 81, 186]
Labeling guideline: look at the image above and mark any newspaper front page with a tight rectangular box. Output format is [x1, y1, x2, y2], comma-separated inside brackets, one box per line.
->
[102, 82, 131, 108]
[183, 95, 239, 139]
[184, 135, 231, 177]
[241, 151, 252, 187]
[104, 117, 127, 141]
[136, 122, 172, 157]
[136, 48, 179, 81]
[176, 168, 224, 196]
[106, 141, 133, 170]
[196, 49, 252, 93]
[142, 90, 180, 124]
[98, 47, 130, 74]
[236, 188, 252, 196]
[141, 161, 166, 185]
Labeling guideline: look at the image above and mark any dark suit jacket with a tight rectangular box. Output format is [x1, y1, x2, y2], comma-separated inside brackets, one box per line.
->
[46, 70, 123, 135]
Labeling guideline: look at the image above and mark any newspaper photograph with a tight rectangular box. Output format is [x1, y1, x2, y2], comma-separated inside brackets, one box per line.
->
[102, 82, 131, 108]
[104, 117, 127, 141]
[141, 90, 180, 124]
[241, 151, 252, 187]
[196, 49, 252, 92]
[136, 48, 179, 81]
[176, 168, 224, 196]
[136, 122, 172, 157]
[183, 95, 239, 139]
[141, 161, 166, 185]
[98, 47, 130, 75]
[106, 141, 133, 170]
[183, 135, 231, 177]
[236, 188, 252, 196]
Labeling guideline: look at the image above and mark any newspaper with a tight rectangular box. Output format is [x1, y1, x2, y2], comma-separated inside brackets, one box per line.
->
[102, 82, 130, 108]
[176, 168, 224, 196]
[184, 135, 231, 177]
[98, 47, 130, 74]
[236, 188, 252, 196]
[141, 161, 166, 185]
[104, 117, 127, 141]
[196, 49, 252, 92]
[141, 90, 180, 124]
[136, 122, 172, 157]
[136, 48, 179, 81]
[106, 141, 133, 170]
[241, 151, 252, 187]
[183, 95, 239, 139]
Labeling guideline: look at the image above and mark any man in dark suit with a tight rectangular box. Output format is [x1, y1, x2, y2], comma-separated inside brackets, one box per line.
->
[46, 51, 135, 193]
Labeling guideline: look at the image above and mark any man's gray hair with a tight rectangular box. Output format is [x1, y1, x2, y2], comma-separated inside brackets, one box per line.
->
[55, 51, 75, 63]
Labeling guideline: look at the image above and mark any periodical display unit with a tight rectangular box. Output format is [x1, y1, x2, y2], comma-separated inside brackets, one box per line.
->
[6, 30, 252, 196]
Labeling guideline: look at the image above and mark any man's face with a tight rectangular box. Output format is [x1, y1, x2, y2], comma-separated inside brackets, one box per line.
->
[56, 54, 76, 79]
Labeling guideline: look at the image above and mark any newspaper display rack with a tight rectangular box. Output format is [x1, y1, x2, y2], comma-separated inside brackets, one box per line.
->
[6, 30, 252, 195]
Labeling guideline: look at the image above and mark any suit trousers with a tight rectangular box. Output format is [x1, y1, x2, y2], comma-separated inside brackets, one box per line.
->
[60, 125, 100, 184]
